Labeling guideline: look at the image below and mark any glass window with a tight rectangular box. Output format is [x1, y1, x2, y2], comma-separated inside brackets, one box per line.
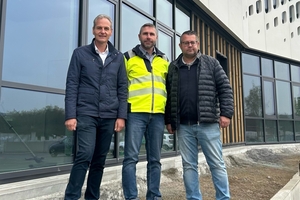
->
[243, 75, 262, 117]
[275, 61, 290, 80]
[278, 121, 294, 141]
[242, 54, 260, 75]
[175, 35, 181, 58]
[264, 80, 275, 116]
[0, 88, 68, 173]
[121, 4, 152, 52]
[291, 65, 300, 82]
[293, 85, 300, 118]
[265, 120, 278, 142]
[276, 81, 292, 118]
[162, 130, 174, 152]
[158, 31, 172, 61]
[157, 0, 173, 27]
[125, 0, 153, 15]
[1, 0, 79, 89]
[261, 58, 273, 77]
[88, 0, 115, 44]
[245, 119, 263, 142]
[175, 6, 190, 34]
[296, 121, 300, 141]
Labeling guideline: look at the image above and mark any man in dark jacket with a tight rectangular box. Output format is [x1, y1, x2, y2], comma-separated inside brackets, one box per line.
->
[64, 14, 128, 200]
[165, 30, 233, 200]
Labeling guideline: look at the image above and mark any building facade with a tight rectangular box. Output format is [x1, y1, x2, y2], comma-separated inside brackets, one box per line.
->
[0, 0, 299, 183]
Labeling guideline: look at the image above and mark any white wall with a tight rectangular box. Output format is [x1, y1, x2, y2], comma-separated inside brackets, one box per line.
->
[193, 0, 300, 61]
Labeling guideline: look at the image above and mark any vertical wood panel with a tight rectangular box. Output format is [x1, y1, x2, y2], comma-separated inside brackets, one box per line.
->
[192, 17, 244, 144]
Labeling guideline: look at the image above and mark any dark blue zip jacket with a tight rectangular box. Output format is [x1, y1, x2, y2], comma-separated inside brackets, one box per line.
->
[65, 39, 128, 121]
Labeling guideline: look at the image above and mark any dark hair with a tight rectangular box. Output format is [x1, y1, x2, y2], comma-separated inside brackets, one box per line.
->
[180, 30, 199, 42]
[139, 23, 157, 34]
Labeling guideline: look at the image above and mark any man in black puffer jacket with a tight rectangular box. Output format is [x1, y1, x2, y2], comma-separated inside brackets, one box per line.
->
[165, 30, 233, 200]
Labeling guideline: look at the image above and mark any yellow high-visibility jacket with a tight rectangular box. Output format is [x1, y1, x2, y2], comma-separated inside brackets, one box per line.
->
[124, 45, 169, 114]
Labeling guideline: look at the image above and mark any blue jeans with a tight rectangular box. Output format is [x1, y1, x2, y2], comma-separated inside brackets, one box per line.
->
[122, 113, 164, 200]
[178, 123, 230, 200]
[64, 115, 115, 200]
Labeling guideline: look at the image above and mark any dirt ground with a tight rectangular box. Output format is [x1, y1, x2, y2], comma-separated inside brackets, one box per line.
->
[142, 149, 300, 200]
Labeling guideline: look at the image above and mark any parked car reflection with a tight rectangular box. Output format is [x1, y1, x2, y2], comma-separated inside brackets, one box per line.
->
[48, 136, 125, 157]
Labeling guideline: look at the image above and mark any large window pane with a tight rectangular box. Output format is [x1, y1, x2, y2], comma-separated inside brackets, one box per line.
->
[243, 75, 262, 117]
[265, 120, 278, 142]
[276, 81, 292, 118]
[2, 0, 79, 89]
[261, 58, 274, 77]
[175, 35, 181, 58]
[278, 121, 294, 141]
[158, 31, 172, 61]
[121, 4, 151, 52]
[293, 85, 300, 118]
[245, 119, 263, 142]
[275, 61, 290, 80]
[263, 80, 275, 116]
[125, 0, 153, 15]
[175, 6, 190, 34]
[88, 0, 115, 44]
[0, 88, 68, 173]
[242, 54, 260, 75]
[291, 65, 300, 82]
[157, 0, 173, 27]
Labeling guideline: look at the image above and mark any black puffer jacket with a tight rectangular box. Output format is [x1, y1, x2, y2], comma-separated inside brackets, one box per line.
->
[165, 51, 234, 130]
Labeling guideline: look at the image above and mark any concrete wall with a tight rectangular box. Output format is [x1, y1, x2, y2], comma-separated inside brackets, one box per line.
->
[193, 0, 300, 61]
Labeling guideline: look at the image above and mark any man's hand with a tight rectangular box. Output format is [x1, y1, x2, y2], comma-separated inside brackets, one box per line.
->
[115, 118, 125, 132]
[219, 116, 231, 128]
[166, 124, 175, 134]
[65, 118, 77, 131]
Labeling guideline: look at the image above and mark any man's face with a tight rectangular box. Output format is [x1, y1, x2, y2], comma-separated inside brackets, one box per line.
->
[93, 18, 112, 44]
[138, 26, 157, 50]
[179, 34, 199, 58]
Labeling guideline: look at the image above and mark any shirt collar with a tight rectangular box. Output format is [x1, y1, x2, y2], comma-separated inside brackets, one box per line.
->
[94, 42, 109, 54]
[139, 45, 156, 56]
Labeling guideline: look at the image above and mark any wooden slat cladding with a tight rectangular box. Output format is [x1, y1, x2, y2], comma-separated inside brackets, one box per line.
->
[192, 15, 244, 144]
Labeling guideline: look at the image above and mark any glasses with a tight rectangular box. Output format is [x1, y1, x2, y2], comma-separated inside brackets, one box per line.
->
[181, 41, 198, 46]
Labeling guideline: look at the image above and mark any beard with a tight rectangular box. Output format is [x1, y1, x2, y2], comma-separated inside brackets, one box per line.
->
[141, 40, 156, 50]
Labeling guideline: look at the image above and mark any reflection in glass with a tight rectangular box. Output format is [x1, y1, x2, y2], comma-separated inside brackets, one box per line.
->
[265, 120, 278, 142]
[245, 119, 263, 142]
[275, 61, 290, 80]
[263, 81, 275, 116]
[243, 75, 262, 117]
[242, 53, 260, 75]
[278, 121, 294, 141]
[162, 130, 174, 152]
[261, 58, 273, 77]
[121, 4, 151, 52]
[125, 0, 153, 15]
[88, 0, 115, 44]
[158, 31, 172, 61]
[276, 81, 292, 118]
[293, 85, 300, 118]
[2, 0, 79, 89]
[295, 121, 300, 141]
[175, 7, 190, 34]
[291, 65, 300, 82]
[0, 88, 68, 173]
[175, 36, 181, 58]
[157, 0, 172, 27]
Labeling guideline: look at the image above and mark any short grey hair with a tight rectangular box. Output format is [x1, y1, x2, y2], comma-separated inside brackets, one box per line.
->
[139, 23, 157, 34]
[93, 14, 113, 29]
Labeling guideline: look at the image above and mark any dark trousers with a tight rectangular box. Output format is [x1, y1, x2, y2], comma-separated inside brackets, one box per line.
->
[64, 115, 115, 200]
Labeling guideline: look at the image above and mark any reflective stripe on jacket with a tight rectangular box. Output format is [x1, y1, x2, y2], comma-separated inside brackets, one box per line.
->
[125, 45, 169, 113]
